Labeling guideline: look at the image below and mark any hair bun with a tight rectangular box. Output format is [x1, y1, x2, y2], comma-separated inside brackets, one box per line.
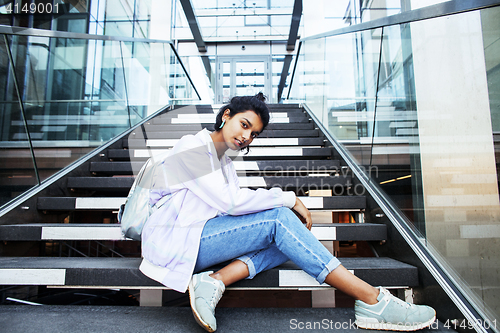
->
[254, 92, 267, 102]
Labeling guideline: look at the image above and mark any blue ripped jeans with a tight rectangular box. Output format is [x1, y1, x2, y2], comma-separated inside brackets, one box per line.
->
[194, 207, 341, 285]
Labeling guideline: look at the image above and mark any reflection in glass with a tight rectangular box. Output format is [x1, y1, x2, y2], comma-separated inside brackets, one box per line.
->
[409, 9, 500, 324]
[0, 34, 38, 207]
[0, 32, 195, 198]
[288, 5, 500, 325]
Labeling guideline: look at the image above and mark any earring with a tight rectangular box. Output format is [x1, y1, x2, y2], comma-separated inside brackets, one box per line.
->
[219, 119, 226, 129]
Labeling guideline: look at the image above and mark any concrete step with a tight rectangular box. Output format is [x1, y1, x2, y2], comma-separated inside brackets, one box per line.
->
[0, 306, 454, 333]
[107, 147, 333, 160]
[0, 222, 382, 241]
[139, 122, 316, 131]
[152, 116, 310, 125]
[0, 257, 417, 289]
[36, 196, 365, 212]
[90, 160, 341, 175]
[123, 137, 325, 148]
[153, 110, 306, 119]
[66, 175, 353, 191]
[129, 128, 321, 138]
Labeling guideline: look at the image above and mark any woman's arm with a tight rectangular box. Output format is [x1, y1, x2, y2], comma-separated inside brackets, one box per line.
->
[291, 198, 312, 230]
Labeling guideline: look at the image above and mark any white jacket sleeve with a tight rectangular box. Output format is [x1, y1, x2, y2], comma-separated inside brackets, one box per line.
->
[226, 155, 296, 209]
[159, 137, 295, 215]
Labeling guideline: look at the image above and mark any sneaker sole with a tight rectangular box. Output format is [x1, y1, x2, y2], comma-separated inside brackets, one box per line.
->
[188, 279, 215, 333]
[355, 315, 436, 331]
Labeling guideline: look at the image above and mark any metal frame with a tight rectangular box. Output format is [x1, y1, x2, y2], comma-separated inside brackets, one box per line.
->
[179, 0, 207, 52]
[287, 0, 302, 51]
[301, 0, 500, 41]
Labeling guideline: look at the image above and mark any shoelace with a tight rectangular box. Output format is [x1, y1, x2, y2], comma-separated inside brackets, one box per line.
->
[382, 289, 412, 309]
[209, 281, 224, 310]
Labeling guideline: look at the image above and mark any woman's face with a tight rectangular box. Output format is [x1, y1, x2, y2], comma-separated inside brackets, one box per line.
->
[221, 110, 264, 151]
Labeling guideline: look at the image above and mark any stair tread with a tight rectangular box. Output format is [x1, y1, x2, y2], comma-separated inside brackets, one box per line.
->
[139, 123, 316, 130]
[123, 137, 325, 148]
[0, 222, 383, 241]
[0, 257, 417, 288]
[107, 147, 333, 160]
[66, 175, 353, 190]
[0, 305, 454, 332]
[130, 129, 320, 137]
[90, 159, 341, 174]
[36, 196, 365, 211]
[151, 116, 310, 125]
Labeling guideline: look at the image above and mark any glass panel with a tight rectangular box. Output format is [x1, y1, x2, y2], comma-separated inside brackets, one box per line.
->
[408, 8, 500, 323]
[55, 17, 87, 33]
[2, 34, 177, 185]
[0, 33, 198, 209]
[169, 46, 196, 104]
[324, 29, 380, 148]
[176, 55, 214, 103]
[0, 34, 38, 208]
[135, 0, 152, 20]
[104, 21, 133, 37]
[288, 4, 500, 325]
[372, 24, 422, 229]
[105, 0, 134, 21]
[303, 37, 326, 123]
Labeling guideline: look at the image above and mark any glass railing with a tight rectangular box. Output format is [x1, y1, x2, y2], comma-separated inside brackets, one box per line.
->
[0, 27, 200, 209]
[288, 0, 500, 329]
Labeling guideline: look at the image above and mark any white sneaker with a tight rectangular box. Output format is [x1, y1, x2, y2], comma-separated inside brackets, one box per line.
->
[188, 271, 225, 332]
[355, 287, 436, 331]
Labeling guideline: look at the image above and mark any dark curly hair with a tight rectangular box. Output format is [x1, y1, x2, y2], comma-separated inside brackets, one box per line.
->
[214, 92, 270, 132]
[214, 93, 270, 154]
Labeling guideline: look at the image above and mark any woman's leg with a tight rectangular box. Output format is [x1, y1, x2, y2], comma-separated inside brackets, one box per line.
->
[194, 207, 339, 285]
[190, 207, 435, 332]
[206, 244, 378, 304]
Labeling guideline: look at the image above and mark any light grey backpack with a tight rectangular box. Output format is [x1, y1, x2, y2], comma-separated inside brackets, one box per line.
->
[118, 158, 154, 241]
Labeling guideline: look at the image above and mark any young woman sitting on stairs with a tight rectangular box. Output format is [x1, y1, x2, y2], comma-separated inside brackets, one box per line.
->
[138, 93, 436, 332]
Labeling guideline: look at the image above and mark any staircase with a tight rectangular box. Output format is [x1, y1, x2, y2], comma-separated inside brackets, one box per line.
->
[0, 104, 451, 331]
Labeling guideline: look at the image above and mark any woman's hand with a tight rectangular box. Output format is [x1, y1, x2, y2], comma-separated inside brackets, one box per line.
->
[292, 198, 312, 230]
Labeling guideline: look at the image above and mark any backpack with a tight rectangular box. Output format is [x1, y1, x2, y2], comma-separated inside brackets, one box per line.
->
[118, 158, 154, 241]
